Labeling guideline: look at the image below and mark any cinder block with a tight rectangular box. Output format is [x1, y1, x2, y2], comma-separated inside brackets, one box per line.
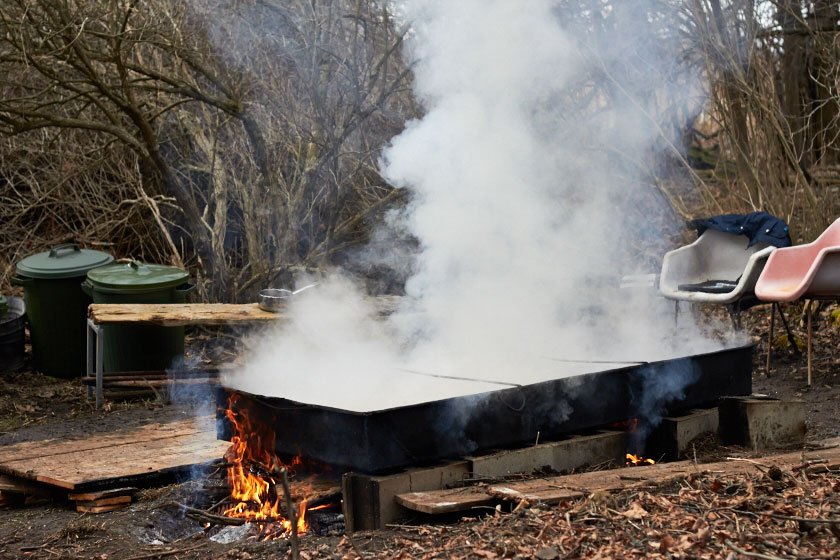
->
[342, 461, 469, 531]
[468, 431, 625, 478]
[647, 408, 719, 460]
[718, 397, 805, 449]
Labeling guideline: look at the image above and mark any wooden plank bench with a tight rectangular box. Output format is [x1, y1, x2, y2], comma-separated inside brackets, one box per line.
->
[86, 298, 401, 409]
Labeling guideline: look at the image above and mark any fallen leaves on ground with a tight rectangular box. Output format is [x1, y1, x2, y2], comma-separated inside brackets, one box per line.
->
[326, 465, 840, 560]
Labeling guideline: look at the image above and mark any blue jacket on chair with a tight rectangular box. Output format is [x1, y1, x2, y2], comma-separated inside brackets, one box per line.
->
[690, 212, 792, 248]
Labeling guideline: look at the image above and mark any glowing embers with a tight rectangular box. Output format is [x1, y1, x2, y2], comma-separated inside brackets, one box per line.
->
[615, 418, 656, 467]
[625, 453, 655, 466]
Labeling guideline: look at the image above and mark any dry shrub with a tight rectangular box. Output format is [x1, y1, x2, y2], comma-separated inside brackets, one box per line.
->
[683, 0, 840, 242]
[0, 0, 414, 301]
[0, 130, 175, 283]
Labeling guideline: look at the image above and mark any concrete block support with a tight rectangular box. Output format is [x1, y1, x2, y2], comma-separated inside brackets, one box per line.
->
[647, 408, 719, 460]
[342, 461, 469, 532]
[468, 430, 625, 478]
[342, 431, 626, 531]
[718, 396, 805, 449]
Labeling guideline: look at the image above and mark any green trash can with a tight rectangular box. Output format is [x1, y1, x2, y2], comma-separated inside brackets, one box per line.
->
[82, 260, 195, 372]
[12, 243, 114, 377]
[0, 296, 26, 372]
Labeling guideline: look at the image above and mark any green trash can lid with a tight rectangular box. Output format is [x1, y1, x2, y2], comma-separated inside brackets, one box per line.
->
[16, 243, 115, 279]
[86, 260, 190, 292]
[0, 295, 7, 316]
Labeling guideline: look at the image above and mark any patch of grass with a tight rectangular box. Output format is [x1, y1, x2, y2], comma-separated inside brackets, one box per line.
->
[58, 518, 105, 541]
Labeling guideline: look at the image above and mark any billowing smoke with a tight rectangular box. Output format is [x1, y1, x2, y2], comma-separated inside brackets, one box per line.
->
[225, 1, 738, 417]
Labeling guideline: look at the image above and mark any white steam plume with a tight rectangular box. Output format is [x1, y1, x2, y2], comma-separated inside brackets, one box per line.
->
[226, 0, 737, 412]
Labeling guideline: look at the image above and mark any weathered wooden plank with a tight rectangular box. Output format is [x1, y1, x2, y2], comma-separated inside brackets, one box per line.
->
[88, 378, 219, 388]
[493, 444, 840, 501]
[487, 483, 585, 504]
[81, 369, 221, 382]
[393, 441, 840, 514]
[88, 296, 402, 326]
[0, 475, 52, 496]
[74, 495, 131, 507]
[76, 503, 129, 514]
[2, 434, 230, 489]
[0, 417, 206, 463]
[89, 303, 279, 326]
[0, 414, 229, 490]
[68, 487, 137, 501]
[395, 486, 497, 514]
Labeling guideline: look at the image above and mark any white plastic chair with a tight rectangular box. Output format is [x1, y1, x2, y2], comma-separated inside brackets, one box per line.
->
[660, 229, 775, 304]
[659, 229, 778, 331]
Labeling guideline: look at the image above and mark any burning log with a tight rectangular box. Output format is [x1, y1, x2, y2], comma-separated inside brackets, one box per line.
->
[164, 502, 246, 526]
[214, 392, 325, 544]
[277, 468, 300, 560]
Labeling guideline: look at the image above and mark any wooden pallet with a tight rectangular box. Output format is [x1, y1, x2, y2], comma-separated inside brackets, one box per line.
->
[0, 414, 230, 507]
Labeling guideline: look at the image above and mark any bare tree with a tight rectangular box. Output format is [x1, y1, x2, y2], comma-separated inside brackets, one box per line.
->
[0, 0, 414, 300]
[685, 0, 839, 241]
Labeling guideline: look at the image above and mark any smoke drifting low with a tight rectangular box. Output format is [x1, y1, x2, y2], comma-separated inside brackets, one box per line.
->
[225, 0, 738, 413]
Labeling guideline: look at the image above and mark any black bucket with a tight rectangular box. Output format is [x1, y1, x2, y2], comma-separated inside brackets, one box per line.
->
[0, 297, 26, 372]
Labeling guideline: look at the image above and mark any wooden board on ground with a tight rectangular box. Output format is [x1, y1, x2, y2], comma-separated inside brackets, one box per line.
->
[74, 495, 131, 507]
[0, 474, 52, 496]
[0, 415, 229, 491]
[487, 484, 584, 505]
[394, 486, 497, 514]
[76, 503, 129, 514]
[0, 417, 207, 463]
[68, 487, 137, 501]
[396, 439, 840, 514]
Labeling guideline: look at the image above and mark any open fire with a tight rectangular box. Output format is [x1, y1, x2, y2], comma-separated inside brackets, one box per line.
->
[625, 453, 655, 466]
[220, 393, 340, 539]
[612, 418, 656, 466]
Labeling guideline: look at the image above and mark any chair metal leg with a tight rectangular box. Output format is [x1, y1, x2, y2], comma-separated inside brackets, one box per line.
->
[774, 303, 801, 356]
[766, 303, 775, 373]
[807, 300, 813, 387]
[727, 305, 738, 332]
[726, 301, 743, 332]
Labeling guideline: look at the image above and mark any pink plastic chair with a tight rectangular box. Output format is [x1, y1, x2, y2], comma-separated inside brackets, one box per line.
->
[755, 217, 840, 384]
[755, 218, 840, 302]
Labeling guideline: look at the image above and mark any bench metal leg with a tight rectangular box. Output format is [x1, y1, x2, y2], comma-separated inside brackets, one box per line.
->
[87, 318, 104, 409]
[86, 319, 94, 400]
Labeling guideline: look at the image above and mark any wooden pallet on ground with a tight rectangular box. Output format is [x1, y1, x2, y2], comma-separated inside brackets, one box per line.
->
[0, 413, 230, 513]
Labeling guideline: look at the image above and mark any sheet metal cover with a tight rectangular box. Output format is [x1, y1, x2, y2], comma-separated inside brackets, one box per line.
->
[224, 358, 642, 414]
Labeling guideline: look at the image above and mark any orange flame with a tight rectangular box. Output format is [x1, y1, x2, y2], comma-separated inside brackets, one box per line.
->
[223, 394, 309, 535]
[626, 453, 655, 466]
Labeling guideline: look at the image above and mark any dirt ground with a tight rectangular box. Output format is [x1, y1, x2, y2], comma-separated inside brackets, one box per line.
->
[1, 302, 839, 559]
